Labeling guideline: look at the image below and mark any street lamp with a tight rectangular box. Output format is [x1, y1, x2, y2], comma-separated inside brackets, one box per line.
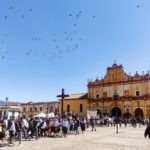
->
[114, 94, 119, 134]
[116, 101, 118, 134]
[137, 101, 141, 128]
[5, 97, 8, 117]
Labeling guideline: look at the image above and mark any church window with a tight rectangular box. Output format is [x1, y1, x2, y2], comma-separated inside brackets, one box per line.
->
[80, 104, 83, 112]
[136, 91, 140, 96]
[67, 104, 70, 112]
[114, 94, 119, 100]
[96, 93, 99, 99]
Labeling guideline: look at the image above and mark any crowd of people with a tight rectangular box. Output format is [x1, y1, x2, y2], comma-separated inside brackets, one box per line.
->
[0, 114, 150, 147]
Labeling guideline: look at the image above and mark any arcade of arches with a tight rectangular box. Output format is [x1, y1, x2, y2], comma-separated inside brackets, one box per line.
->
[90, 101, 144, 118]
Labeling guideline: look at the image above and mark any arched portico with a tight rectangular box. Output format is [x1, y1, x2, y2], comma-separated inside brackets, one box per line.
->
[95, 108, 101, 115]
[135, 108, 143, 118]
[111, 107, 121, 116]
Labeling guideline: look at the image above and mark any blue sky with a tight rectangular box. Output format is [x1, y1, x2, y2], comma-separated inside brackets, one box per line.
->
[0, 0, 150, 103]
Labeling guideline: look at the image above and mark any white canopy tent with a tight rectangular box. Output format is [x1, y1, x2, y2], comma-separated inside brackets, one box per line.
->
[34, 113, 46, 118]
[47, 113, 55, 118]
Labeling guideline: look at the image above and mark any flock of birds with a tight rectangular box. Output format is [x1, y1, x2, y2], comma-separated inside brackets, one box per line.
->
[0, 3, 141, 63]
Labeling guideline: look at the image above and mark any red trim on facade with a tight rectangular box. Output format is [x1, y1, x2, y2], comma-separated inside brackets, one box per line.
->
[88, 78, 150, 87]
[89, 95, 150, 103]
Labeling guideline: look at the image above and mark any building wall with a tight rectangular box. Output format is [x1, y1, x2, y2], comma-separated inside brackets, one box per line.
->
[88, 64, 150, 118]
[59, 99, 88, 117]
[21, 102, 58, 118]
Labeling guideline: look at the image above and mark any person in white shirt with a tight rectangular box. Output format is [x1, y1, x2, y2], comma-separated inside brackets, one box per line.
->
[40, 118, 47, 137]
[8, 117, 16, 144]
[62, 118, 69, 137]
[21, 117, 29, 139]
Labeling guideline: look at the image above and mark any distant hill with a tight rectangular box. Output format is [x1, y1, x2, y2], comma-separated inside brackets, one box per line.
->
[0, 100, 6, 107]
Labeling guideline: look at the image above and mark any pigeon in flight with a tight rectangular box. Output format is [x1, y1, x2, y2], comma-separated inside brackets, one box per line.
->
[9, 7, 13, 11]
[21, 15, 25, 18]
[4, 16, 8, 20]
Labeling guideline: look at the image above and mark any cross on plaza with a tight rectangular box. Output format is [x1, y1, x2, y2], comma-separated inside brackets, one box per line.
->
[57, 88, 69, 116]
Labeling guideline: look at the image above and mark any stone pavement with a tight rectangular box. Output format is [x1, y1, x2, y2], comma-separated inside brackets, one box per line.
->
[1, 125, 150, 150]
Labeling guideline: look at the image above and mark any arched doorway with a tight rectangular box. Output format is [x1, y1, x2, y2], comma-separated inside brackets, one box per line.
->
[135, 108, 143, 118]
[111, 107, 121, 116]
[95, 108, 101, 116]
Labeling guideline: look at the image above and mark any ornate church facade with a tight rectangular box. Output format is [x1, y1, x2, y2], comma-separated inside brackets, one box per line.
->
[59, 63, 150, 118]
[88, 63, 150, 118]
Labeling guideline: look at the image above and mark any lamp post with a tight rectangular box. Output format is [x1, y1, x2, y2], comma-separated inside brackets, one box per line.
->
[137, 101, 141, 128]
[114, 94, 119, 134]
[116, 101, 118, 134]
[103, 99, 104, 117]
[5, 97, 8, 117]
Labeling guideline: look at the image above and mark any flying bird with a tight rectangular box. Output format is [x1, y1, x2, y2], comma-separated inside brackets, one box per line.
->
[21, 15, 24, 18]
[9, 7, 13, 11]
[5, 33, 8, 37]
[37, 26, 40, 30]
[1, 56, 5, 59]
[76, 14, 80, 18]
[4, 16, 8, 20]
[75, 44, 78, 49]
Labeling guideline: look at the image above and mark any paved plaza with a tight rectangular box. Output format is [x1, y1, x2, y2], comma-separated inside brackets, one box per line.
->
[1, 125, 150, 150]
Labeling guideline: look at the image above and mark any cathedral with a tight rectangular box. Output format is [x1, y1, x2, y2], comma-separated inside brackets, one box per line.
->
[59, 63, 150, 118]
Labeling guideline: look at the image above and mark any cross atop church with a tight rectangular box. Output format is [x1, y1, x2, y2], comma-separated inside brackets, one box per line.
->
[57, 88, 69, 116]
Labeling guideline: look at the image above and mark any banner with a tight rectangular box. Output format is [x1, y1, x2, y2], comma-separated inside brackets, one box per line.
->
[87, 110, 97, 119]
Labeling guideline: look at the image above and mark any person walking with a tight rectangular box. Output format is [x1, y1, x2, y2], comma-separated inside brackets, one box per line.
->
[91, 118, 96, 131]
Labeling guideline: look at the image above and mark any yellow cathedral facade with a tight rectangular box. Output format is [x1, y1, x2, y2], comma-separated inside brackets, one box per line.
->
[59, 63, 150, 118]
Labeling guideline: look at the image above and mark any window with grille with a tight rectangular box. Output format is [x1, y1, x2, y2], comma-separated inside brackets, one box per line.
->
[67, 104, 70, 112]
[114, 94, 119, 100]
[30, 107, 33, 112]
[80, 104, 83, 112]
[96, 94, 99, 99]
[136, 91, 140, 96]
[40, 107, 43, 111]
[35, 107, 37, 112]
